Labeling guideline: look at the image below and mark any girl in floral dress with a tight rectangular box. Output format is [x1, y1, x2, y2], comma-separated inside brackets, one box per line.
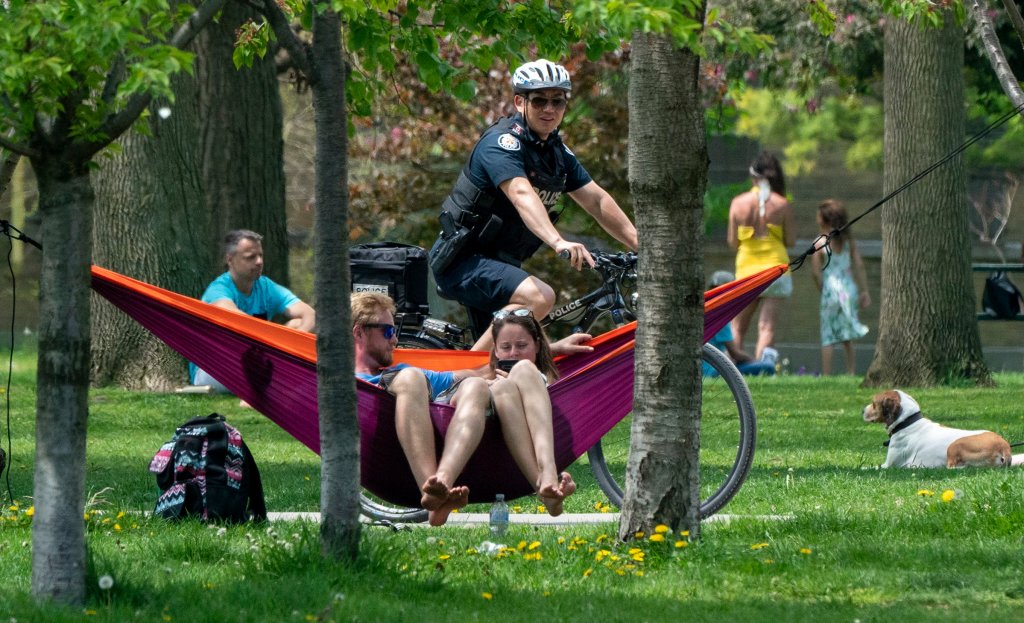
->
[812, 200, 871, 375]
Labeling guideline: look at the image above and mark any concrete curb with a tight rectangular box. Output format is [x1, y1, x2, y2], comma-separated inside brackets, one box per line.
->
[267, 511, 795, 527]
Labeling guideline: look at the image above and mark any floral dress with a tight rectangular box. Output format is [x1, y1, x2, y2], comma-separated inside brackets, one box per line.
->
[819, 246, 869, 346]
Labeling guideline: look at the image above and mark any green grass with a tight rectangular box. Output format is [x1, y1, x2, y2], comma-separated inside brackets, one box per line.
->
[3, 349, 1024, 621]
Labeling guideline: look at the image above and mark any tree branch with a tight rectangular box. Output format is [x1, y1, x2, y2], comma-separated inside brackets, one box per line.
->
[971, 0, 1024, 108]
[0, 131, 38, 159]
[73, 0, 229, 160]
[252, 0, 315, 85]
[1001, 0, 1024, 49]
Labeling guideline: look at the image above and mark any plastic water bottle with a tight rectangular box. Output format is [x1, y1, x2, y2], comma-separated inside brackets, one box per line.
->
[489, 493, 509, 536]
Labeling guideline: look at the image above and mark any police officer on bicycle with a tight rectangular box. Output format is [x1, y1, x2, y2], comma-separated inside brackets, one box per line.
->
[429, 58, 638, 350]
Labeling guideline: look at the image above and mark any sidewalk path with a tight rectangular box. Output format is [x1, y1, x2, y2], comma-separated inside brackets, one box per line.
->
[267, 512, 794, 526]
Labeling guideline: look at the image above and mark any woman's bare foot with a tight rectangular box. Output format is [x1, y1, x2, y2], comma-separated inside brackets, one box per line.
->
[538, 473, 576, 517]
[428, 485, 470, 526]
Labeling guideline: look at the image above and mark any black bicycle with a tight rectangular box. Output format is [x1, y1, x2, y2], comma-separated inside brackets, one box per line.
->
[359, 250, 757, 523]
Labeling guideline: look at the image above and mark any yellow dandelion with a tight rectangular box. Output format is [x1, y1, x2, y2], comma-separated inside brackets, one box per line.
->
[524, 552, 542, 561]
[674, 540, 688, 549]
[83, 513, 91, 521]
[528, 541, 541, 550]
[593, 501, 603, 511]
[630, 551, 645, 562]
[654, 524, 670, 534]
[466, 548, 478, 555]
[517, 540, 528, 550]
[595, 534, 608, 543]
[114, 524, 122, 532]
[799, 548, 812, 555]
[941, 489, 956, 503]
[628, 547, 642, 555]
[595, 549, 611, 562]
[481, 592, 493, 600]
[557, 536, 566, 545]
[85, 609, 97, 616]
[512, 505, 522, 513]
[681, 530, 689, 537]
[634, 530, 645, 538]
[763, 558, 774, 564]
[537, 505, 546, 513]
[610, 555, 621, 562]
[750, 542, 770, 550]
[116, 511, 126, 520]
[615, 568, 626, 576]
[583, 567, 593, 577]
[25, 506, 34, 517]
[917, 489, 934, 497]
[637, 571, 645, 577]
[438, 554, 451, 561]
[599, 504, 613, 513]
[649, 534, 665, 543]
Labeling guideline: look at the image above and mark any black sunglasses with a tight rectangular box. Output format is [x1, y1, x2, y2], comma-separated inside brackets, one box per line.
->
[526, 95, 568, 111]
[363, 323, 396, 339]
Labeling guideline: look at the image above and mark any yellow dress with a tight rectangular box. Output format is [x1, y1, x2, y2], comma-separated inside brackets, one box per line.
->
[735, 224, 789, 279]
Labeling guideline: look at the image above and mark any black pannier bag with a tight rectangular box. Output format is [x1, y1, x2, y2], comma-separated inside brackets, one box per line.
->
[349, 242, 430, 316]
[981, 271, 1022, 319]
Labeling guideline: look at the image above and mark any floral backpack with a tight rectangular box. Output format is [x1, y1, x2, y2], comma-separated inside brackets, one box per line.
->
[149, 413, 267, 523]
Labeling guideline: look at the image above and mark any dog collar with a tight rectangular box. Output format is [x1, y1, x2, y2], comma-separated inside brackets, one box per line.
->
[882, 412, 924, 446]
[884, 390, 922, 435]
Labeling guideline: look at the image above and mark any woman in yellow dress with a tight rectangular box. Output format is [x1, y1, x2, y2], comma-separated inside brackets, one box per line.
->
[727, 152, 795, 360]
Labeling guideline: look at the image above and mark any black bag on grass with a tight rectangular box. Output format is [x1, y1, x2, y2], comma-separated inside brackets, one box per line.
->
[981, 271, 1022, 319]
[149, 413, 266, 523]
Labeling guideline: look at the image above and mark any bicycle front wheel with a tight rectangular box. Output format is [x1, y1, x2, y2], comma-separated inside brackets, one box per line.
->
[586, 343, 757, 518]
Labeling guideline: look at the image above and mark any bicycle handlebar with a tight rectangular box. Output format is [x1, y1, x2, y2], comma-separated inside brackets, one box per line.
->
[559, 248, 637, 271]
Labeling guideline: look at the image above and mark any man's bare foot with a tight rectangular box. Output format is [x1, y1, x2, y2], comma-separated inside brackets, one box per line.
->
[538, 472, 576, 517]
[421, 475, 450, 512]
[428, 485, 470, 526]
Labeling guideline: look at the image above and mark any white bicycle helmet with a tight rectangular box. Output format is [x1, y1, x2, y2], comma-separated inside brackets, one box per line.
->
[511, 59, 572, 95]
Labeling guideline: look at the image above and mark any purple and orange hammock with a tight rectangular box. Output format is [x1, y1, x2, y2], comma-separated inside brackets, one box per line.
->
[91, 264, 786, 507]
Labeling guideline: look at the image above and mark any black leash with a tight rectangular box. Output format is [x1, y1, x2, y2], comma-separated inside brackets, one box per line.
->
[788, 101, 1024, 272]
[0, 219, 42, 505]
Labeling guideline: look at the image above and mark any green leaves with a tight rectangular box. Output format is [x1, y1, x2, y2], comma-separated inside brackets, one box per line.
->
[0, 0, 203, 149]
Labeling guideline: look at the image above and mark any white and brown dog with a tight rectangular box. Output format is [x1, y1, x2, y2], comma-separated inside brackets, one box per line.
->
[863, 389, 1023, 468]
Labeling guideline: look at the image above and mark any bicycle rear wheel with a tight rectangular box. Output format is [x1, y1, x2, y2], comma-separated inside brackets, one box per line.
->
[586, 343, 757, 518]
[355, 331, 443, 523]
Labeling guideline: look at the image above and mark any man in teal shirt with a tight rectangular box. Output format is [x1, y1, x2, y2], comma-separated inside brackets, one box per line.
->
[191, 229, 316, 390]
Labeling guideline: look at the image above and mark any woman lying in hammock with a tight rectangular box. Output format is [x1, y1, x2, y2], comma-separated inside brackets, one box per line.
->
[488, 308, 577, 516]
[352, 293, 576, 524]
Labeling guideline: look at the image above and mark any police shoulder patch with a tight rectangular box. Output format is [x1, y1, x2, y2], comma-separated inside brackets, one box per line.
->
[497, 133, 521, 151]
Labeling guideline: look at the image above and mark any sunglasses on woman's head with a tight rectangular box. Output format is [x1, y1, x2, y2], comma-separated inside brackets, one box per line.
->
[363, 323, 396, 339]
[493, 308, 533, 320]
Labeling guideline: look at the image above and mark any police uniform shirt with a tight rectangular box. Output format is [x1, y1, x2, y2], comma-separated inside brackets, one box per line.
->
[465, 113, 592, 203]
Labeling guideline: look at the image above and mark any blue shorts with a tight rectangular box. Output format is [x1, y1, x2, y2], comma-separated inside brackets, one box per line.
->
[435, 254, 530, 316]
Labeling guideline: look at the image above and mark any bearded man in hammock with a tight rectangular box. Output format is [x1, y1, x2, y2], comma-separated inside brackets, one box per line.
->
[352, 292, 493, 526]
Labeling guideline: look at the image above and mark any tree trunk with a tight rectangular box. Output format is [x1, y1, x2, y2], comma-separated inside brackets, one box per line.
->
[620, 28, 707, 541]
[864, 11, 990, 387]
[91, 72, 207, 390]
[309, 9, 361, 558]
[30, 156, 93, 605]
[196, 1, 288, 282]
[91, 2, 286, 390]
